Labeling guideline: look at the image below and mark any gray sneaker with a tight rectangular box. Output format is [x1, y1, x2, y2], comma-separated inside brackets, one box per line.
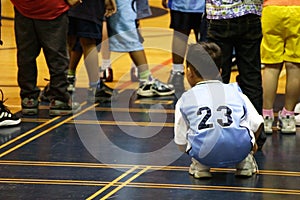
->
[277, 111, 296, 134]
[235, 152, 258, 177]
[49, 100, 81, 116]
[22, 98, 39, 115]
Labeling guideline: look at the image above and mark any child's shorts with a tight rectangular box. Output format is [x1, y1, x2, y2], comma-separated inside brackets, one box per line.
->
[106, 0, 144, 52]
[68, 16, 103, 40]
[170, 10, 203, 31]
[261, 6, 300, 64]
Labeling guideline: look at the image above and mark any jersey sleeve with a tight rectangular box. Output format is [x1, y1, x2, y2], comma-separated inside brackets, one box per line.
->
[174, 98, 188, 146]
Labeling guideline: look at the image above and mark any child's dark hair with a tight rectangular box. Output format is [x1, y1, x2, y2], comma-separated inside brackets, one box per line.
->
[186, 42, 222, 80]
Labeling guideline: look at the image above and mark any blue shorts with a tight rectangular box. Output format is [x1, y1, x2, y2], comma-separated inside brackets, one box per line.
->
[68, 17, 103, 40]
[106, 0, 144, 52]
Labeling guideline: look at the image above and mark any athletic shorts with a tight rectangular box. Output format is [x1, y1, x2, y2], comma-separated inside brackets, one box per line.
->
[170, 10, 203, 31]
[68, 16, 103, 40]
[261, 6, 300, 64]
[106, 0, 144, 52]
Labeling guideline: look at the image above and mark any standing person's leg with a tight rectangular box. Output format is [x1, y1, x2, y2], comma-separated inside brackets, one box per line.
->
[107, 0, 174, 97]
[100, 20, 113, 82]
[36, 13, 70, 102]
[14, 9, 41, 115]
[80, 37, 99, 87]
[234, 15, 263, 115]
[234, 14, 265, 148]
[206, 19, 234, 84]
[285, 62, 300, 111]
[262, 64, 282, 113]
[35, 13, 81, 115]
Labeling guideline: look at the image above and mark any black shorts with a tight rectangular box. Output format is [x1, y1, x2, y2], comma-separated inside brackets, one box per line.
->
[170, 10, 203, 31]
[68, 17, 103, 40]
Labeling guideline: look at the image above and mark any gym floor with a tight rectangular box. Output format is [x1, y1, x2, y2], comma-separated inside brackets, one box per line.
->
[0, 1, 299, 199]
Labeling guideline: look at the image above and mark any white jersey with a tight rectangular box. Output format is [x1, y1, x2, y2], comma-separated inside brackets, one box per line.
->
[174, 80, 263, 167]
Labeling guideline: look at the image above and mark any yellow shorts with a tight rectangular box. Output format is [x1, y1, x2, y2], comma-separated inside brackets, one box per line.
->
[261, 6, 300, 64]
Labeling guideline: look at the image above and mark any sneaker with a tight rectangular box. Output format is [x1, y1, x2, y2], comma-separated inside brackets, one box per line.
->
[189, 158, 212, 179]
[294, 103, 300, 114]
[168, 70, 185, 98]
[167, 70, 184, 85]
[0, 90, 21, 126]
[295, 114, 300, 127]
[49, 99, 81, 116]
[67, 74, 76, 93]
[235, 152, 258, 177]
[263, 116, 274, 134]
[88, 80, 117, 103]
[130, 67, 139, 82]
[22, 97, 39, 115]
[100, 67, 113, 82]
[137, 79, 175, 97]
[277, 111, 296, 134]
[40, 83, 50, 102]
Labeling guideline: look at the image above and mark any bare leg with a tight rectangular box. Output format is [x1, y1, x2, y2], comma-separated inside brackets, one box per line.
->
[285, 62, 300, 111]
[172, 30, 190, 65]
[262, 63, 283, 109]
[129, 50, 148, 73]
[80, 37, 99, 85]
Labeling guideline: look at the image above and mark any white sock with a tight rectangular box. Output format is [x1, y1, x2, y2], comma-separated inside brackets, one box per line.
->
[101, 59, 111, 70]
[172, 64, 184, 73]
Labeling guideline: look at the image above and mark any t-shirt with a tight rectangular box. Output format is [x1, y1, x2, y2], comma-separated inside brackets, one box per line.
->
[206, 0, 263, 20]
[68, 0, 105, 25]
[264, 0, 300, 6]
[168, 0, 205, 13]
[10, 0, 69, 20]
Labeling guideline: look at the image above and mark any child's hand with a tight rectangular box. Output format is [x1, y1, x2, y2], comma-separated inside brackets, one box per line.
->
[66, 0, 82, 7]
[104, 0, 117, 17]
[162, 0, 168, 9]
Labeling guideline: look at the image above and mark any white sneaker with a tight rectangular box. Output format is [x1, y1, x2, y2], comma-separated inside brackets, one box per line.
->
[277, 111, 296, 134]
[235, 152, 258, 177]
[189, 158, 212, 179]
[263, 116, 274, 134]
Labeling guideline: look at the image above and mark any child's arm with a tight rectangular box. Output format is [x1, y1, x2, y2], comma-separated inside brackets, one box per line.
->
[174, 98, 189, 152]
[105, 0, 117, 17]
[241, 93, 264, 152]
[66, 0, 82, 7]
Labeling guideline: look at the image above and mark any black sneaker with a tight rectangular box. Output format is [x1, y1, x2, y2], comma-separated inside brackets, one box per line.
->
[88, 80, 117, 103]
[22, 97, 39, 115]
[0, 90, 21, 127]
[100, 67, 113, 82]
[49, 99, 81, 116]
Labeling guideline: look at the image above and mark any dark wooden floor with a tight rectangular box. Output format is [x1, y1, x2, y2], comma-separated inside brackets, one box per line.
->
[0, 87, 299, 200]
